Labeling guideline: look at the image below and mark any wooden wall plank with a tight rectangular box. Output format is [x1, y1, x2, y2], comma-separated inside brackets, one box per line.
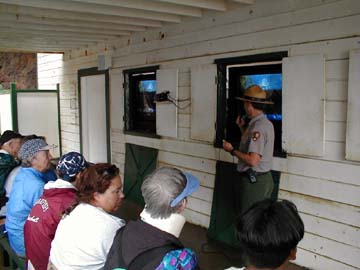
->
[300, 213, 359, 248]
[280, 174, 360, 207]
[158, 151, 216, 174]
[299, 233, 360, 268]
[296, 248, 358, 270]
[279, 191, 360, 228]
[283, 156, 360, 186]
[183, 208, 210, 228]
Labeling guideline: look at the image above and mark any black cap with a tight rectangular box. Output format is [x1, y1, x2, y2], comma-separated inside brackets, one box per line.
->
[0, 130, 23, 147]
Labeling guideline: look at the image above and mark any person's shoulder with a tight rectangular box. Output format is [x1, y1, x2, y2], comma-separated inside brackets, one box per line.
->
[0, 152, 17, 166]
[253, 116, 273, 130]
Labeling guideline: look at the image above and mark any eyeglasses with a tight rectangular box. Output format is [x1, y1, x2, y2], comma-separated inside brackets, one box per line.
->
[98, 164, 118, 177]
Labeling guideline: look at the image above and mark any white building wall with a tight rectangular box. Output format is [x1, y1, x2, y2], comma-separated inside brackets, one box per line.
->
[38, 0, 360, 269]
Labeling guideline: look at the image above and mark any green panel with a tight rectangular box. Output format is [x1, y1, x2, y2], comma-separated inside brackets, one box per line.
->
[207, 161, 280, 247]
[207, 161, 240, 247]
[123, 143, 158, 207]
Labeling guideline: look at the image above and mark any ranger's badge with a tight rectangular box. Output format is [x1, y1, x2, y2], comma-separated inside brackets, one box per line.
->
[252, 132, 260, 141]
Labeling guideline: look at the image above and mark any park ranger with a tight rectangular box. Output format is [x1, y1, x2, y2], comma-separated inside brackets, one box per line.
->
[223, 84, 275, 215]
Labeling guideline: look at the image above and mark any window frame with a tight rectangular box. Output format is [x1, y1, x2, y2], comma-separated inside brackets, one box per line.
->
[123, 65, 160, 137]
[214, 52, 288, 157]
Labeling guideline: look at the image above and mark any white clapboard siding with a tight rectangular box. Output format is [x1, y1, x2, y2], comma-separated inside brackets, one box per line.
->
[160, 138, 216, 160]
[158, 161, 216, 189]
[279, 191, 360, 229]
[346, 49, 360, 161]
[158, 151, 216, 175]
[299, 232, 360, 268]
[156, 68, 178, 138]
[186, 196, 212, 217]
[178, 113, 190, 128]
[109, 68, 124, 130]
[324, 141, 346, 161]
[190, 64, 217, 142]
[183, 208, 210, 228]
[280, 173, 360, 207]
[282, 54, 325, 157]
[300, 213, 359, 248]
[282, 156, 360, 186]
[296, 248, 358, 270]
[326, 121, 346, 142]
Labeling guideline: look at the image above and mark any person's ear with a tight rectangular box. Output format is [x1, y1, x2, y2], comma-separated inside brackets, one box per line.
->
[176, 198, 187, 213]
[288, 247, 297, 261]
[93, 192, 101, 202]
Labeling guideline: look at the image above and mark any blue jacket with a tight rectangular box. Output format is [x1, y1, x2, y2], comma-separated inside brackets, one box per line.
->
[5, 167, 56, 255]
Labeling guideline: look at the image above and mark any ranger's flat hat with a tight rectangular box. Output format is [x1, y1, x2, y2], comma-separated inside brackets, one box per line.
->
[236, 85, 274, 104]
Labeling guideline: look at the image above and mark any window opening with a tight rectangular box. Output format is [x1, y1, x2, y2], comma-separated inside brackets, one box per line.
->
[124, 66, 159, 135]
[215, 52, 287, 157]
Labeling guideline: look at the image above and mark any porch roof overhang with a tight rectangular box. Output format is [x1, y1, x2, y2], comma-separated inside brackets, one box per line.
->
[0, 0, 254, 53]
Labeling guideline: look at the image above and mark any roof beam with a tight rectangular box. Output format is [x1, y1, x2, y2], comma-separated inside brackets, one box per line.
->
[70, 0, 202, 17]
[154, 0, 227, 11]
[0, 19, 132, 36]
[0, 4, 163, 27]
[0, 0, 182, 22]
[0, 28, 121, 41]
[232, 0, 255, 4]
[0, 13, 146, 32]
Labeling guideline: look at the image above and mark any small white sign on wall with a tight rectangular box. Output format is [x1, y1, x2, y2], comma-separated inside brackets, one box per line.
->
[282, 54, 325, 157]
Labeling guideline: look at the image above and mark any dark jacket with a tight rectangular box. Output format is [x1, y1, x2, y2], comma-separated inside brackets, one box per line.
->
[0, 152, 20, 204]
[24, 181, 77, 270]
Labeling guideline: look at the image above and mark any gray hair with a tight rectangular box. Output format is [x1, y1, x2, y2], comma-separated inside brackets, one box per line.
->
[21, 156, 34, 167]
[141, 167, 186, 219]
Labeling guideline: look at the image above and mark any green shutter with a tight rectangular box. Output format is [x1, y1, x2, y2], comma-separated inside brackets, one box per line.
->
[123, 143, 158, 207]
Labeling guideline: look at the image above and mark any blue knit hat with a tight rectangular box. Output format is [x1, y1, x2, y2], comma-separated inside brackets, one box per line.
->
[56, 152, 89, 181]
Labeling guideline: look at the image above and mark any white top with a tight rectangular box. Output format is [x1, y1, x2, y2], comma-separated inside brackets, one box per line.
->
[140, 209, 185, 238]
[49, 203, 125, 270]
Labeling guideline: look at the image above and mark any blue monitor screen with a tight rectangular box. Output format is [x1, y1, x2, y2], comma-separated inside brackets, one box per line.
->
[241, 74, 282, 91]
[140, 80, 157, 93]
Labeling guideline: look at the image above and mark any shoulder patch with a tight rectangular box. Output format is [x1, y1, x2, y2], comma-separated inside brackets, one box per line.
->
[252, 131, 260, 141]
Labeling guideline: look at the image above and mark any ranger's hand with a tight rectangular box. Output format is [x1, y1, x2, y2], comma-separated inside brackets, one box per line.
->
[222, 140, 234, 152]
[236, 115, 246, 128]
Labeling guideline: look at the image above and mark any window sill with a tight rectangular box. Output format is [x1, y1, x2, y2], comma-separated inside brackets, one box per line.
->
[123, 130, 161, 139]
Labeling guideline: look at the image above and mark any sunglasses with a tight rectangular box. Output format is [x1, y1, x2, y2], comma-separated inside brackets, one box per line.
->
[97, 164, 118, 177]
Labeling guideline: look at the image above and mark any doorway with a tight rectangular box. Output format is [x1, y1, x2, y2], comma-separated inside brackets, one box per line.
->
[78, 68, 110, 163]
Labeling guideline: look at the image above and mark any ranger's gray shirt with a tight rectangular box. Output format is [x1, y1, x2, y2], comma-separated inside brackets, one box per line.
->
[237, 113, 274, 173]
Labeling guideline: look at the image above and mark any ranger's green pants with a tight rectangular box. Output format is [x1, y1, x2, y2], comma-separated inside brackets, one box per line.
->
[235, 171, 274, 215]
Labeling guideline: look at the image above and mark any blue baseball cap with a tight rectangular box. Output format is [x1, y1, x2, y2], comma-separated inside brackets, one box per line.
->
[56, 151, 89, 181]
[170, 172, 200, 207]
